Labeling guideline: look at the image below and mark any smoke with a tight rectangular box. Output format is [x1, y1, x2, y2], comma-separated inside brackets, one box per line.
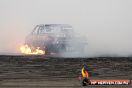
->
[0, 0, 132, 57]
[0, 17, 32, 55]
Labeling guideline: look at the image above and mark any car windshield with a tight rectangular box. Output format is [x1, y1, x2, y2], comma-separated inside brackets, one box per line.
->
[44, 26, 61, 33]
[32, 24, 73, 35]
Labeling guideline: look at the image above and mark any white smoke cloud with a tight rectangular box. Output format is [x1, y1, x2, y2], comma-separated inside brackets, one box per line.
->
[0, 0, 132, 56]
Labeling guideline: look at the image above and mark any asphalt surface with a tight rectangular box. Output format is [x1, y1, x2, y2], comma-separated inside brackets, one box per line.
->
[0, 55, 131, 88]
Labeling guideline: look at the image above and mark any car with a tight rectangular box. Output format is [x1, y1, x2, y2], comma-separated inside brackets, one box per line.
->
[25, 24, 87, 55]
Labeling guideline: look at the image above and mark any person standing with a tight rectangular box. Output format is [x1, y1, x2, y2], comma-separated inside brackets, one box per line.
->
[81, 66, 91, 86]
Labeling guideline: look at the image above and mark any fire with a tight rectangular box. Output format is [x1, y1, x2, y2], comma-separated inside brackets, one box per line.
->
[20, 45, 45, 55]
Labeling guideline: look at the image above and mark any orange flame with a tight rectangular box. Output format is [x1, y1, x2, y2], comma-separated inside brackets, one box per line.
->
[20, 45, 45, 55]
